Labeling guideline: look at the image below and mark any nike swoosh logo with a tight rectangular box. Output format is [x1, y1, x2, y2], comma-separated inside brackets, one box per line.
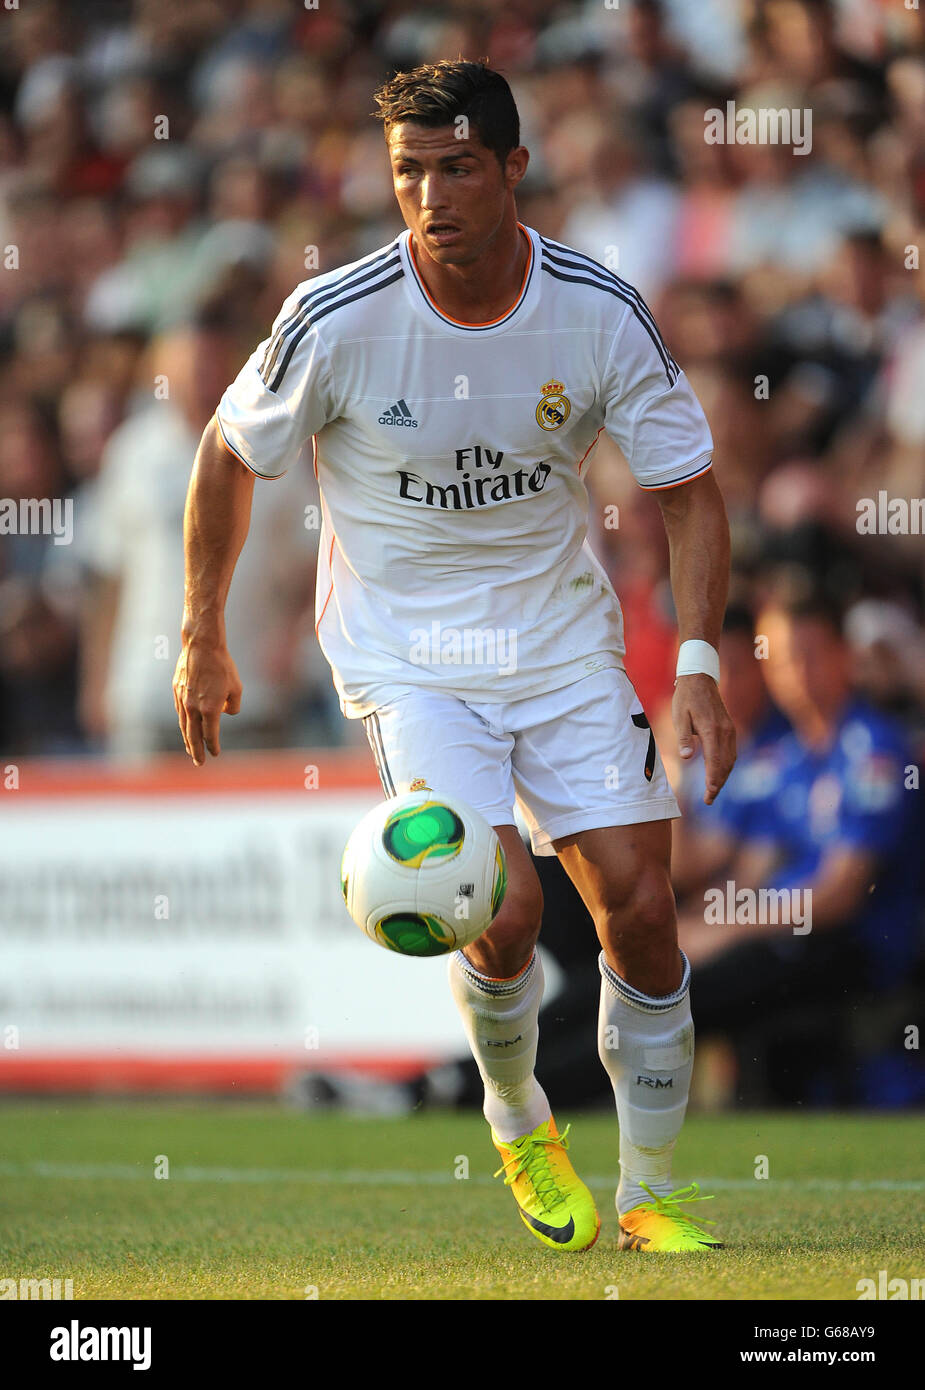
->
[521, 1211, 575, 1244]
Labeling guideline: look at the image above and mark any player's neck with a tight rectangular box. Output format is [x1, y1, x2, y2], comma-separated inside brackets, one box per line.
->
[410, 221, 529, 325]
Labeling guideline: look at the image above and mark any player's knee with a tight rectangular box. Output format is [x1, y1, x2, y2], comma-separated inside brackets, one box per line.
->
[595, 864, 676, 942]
[465, 877, 543, 976]
[595, 865, 682, 994]
[494, 879, 543, 938]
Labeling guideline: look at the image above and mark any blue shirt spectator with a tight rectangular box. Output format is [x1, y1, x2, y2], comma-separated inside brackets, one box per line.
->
[713, 697, 922, 987]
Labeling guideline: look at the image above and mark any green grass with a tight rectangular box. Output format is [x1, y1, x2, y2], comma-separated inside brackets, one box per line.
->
[0, 1103, 922, 1300]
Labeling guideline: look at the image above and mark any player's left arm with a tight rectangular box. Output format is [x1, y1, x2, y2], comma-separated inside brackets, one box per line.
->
[655, 470, 736, 805]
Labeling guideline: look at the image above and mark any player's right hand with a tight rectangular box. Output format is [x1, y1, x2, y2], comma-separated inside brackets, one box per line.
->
[173, 639, 242, 766]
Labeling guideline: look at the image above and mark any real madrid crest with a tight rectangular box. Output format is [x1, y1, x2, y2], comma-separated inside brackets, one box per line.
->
[536, 379, 571, 431]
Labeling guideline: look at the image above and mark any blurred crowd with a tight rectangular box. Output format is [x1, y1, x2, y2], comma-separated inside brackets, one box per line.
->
[1, 0, 924, 761]
[2, 0, 924, 1104]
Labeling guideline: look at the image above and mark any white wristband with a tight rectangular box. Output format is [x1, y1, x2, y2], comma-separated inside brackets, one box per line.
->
[675, 639, 720, 684]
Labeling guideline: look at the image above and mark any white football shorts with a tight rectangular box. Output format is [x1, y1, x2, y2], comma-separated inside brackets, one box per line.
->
[362, 667, 680, 856]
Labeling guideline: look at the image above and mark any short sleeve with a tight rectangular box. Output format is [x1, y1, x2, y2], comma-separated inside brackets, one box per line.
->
[216, 288, 335, 479]
[602, 305, 714, 490]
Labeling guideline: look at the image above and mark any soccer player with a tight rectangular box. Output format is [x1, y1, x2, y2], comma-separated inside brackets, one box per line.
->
[173, 61, 736, 1253]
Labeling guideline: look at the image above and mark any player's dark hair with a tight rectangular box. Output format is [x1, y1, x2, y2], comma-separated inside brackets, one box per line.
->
[372, 60, 520, 168]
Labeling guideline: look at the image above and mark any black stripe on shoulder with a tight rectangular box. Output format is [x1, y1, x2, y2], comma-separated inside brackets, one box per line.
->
[540, 262, 678, 386]
[259, 245, 401, 383]
[260, 250, 393, 381]
[261, 250, 401, 384]
[539, 236, 679, 379]
[301, 251, 402, 320]
[267, 268, 405, 394]
[539, 235, 662, 316]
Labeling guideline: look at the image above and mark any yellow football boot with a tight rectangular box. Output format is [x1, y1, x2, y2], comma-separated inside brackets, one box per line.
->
[492, 1116, 600, 1252]
[618, 1181, 723, 1251]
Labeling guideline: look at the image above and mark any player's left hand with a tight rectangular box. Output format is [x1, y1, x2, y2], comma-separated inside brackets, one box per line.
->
[672, 673, 736, 805]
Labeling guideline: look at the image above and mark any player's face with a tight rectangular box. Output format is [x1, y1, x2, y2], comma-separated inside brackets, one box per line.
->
[386, 122, 527, 265]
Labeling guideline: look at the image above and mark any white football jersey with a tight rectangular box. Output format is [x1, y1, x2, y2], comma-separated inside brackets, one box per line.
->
[216, 224, 713, 717]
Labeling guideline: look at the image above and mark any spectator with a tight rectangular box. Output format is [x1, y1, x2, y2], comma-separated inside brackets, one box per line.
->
[78, 315, 321, 757]
[679, 591, 923, 1102]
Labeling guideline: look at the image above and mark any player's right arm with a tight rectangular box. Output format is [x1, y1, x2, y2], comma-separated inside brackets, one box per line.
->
[175, 280, 336, 763]
[173, 417, 255, 765]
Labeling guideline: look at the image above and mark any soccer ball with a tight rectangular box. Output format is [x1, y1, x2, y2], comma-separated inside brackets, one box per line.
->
[340, 790, 507, 957]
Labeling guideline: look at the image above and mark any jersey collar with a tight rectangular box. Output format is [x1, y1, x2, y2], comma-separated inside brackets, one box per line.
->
[401, 223, 537, 333]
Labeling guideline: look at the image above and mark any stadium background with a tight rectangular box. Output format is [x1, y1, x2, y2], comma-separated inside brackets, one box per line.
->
[1, 0, 924, 1115]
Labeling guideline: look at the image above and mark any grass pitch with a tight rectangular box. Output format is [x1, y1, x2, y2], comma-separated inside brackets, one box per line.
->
[0, 1102, 922, 1300]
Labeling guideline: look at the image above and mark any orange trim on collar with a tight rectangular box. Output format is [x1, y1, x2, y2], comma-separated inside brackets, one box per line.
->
[407, 223, 533, 327]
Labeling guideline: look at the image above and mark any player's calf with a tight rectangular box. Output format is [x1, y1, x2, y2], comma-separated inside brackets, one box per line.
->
[461, 824, 542, 978]
[592, 861, 681, 998]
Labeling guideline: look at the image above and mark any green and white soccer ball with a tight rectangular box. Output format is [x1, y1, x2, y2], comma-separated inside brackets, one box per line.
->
[340, 790, 508, 957]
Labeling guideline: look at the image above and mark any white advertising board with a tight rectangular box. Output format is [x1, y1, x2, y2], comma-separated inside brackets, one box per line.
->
[0, 773, 463, 1084]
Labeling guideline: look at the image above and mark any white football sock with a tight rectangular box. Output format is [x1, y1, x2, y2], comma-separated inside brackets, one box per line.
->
[597, 950, 694, 1216]
[448, 948, 550, 1142]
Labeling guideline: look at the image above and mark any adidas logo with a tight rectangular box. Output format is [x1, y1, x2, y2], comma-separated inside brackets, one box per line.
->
[378, 398, 418, 427]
